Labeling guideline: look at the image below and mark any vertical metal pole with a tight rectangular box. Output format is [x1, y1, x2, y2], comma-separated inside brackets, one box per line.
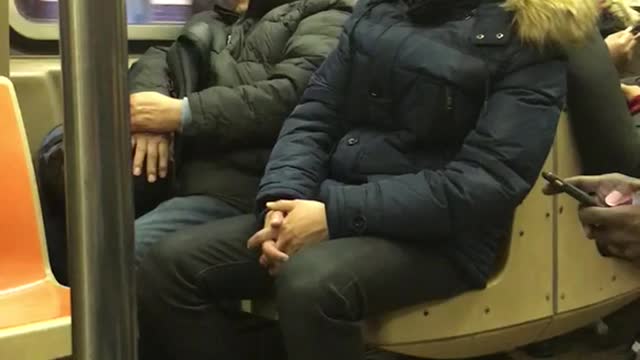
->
[0, 0, 9, 77]
[58, 1, 136, 359]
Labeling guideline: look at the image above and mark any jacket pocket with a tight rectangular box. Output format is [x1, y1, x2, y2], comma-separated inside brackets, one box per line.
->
[367, 92, 394, 129]
[406, 74, 455, 144]
[330, 129, 418, 184]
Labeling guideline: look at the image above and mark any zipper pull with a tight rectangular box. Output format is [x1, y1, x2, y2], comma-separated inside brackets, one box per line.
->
[226, 34, 232, 45]
[168, 78, 176, 97]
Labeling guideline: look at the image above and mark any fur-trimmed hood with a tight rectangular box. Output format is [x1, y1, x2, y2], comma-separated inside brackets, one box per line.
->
[503, 0, 600, 47]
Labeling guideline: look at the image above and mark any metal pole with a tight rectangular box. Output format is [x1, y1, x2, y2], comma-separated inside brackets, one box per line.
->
[58, 0, 136, 359]
[0, 0, 8, 77]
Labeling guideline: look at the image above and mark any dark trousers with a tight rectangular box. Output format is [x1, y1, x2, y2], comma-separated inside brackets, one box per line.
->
[137, 214, 471, 360]
[566, 30, 640, 178]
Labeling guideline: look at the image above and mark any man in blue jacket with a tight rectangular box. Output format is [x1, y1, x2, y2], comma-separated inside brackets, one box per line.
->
[136, 0, 598, 359]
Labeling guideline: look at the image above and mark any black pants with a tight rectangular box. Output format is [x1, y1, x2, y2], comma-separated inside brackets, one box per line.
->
[137, 214, 471, 360]
[566, 29, 640, 177]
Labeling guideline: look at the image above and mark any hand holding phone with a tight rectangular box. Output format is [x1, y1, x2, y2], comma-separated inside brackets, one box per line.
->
[542, 172, 607, 256]
[541, 172, 600, 207]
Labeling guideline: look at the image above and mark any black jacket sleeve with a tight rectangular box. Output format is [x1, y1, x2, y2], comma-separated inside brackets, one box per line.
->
[129, 46, 173, 96]
[128, 10, 227, 96]
[185, 9, 350, 149]
[256, 22, 353, 206]
[258, 42, 566, 241]
[566, 30, 640, 177]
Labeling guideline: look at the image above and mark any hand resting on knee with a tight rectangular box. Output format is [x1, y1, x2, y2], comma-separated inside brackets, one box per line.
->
[247, 200, 329, 274]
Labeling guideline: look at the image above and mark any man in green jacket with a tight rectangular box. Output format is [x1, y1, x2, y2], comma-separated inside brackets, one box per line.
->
[126, 0, 353, 264]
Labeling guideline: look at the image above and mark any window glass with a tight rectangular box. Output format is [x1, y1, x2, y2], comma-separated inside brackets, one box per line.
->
[14, 0, 194, 24]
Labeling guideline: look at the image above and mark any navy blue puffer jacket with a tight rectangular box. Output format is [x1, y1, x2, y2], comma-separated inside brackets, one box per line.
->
[257, 0, 598, 286]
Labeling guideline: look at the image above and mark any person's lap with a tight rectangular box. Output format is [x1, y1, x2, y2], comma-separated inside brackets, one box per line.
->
[137, 214, 471, 360]
[134, 195, 242, 265]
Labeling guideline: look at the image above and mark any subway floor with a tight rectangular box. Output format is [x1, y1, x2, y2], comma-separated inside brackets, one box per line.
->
[58, 299, 640, 360]
[477, 299, 640, 360]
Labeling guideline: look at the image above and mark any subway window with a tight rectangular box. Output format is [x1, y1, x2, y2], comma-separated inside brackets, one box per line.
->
[15, 0, 193, 24]
[11, 0, 195, 41]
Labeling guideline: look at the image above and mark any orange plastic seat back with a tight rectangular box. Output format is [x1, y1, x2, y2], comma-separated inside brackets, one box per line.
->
[0, 77, 48, 290]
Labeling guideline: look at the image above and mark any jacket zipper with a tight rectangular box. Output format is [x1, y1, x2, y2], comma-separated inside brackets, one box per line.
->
[445, 86, 453, 112]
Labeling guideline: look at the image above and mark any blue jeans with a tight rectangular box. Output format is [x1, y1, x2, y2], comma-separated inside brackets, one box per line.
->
[134, 195, 242, 266]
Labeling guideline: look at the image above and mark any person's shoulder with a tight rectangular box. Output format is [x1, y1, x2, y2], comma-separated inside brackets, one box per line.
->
[295, 0, 355, 16]
[182, 8, 236, 30]
[264, 0, 353, 29]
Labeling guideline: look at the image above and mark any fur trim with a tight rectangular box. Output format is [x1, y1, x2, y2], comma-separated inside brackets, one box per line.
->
[601, 0, 640, 26]
[502, 0, 600, 47]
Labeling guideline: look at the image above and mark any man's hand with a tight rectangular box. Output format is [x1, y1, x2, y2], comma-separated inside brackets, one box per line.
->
[247, 200, 329, 275]
[132, 133, 171, 183]
[544, 173, 640, 265]
[543, 173, 640, 205]
[130, 92, 182, 133]
[247, 211, 288, 271]
[265, 200, 329, 257]
[605, 27, 640, 72]
[579, 205, 640, 265]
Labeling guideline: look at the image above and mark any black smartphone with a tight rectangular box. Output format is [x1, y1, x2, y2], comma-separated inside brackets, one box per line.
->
[541, 172, 600, 207]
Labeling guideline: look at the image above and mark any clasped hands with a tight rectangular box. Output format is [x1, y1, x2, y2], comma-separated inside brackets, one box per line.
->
[247, 200, 329, 275]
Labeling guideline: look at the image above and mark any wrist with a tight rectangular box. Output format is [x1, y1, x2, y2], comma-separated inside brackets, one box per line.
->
[170, 98, 183, 131]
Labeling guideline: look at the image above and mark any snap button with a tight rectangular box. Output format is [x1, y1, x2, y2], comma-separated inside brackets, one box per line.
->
[353, 215, 367, 231]
[347, 137, 359, 146]
[496, 33, 504, 39]
[475, 34, 485, 40]
[464, 10, 475, 20]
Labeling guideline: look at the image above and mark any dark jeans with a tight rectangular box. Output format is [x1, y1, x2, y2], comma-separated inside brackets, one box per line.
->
[134, 195, 242, 265]
[137, 214, 471, 360]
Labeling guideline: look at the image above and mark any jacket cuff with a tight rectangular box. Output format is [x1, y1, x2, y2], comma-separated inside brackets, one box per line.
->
[255, 190, 301, 222]
[129, 87, 172, 97]
[185, 92, 211, 136]
[256, 208, 269, 227]
[325, 185, 368, 239]
[629, 95, 640, 115]
[179, 97, 193, 134]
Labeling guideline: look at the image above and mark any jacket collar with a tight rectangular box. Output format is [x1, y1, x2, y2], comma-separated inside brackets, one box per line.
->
[403, 0, 600, 47]
[245, 0, 297, 18]
[405, 0, 495, 25]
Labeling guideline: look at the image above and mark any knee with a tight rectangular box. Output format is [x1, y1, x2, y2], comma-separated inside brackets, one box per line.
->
[133, 232, 154, 268]
[137, 236, 197, 308]
[274, 250, 363, 322]
[134, 213, 168, 267]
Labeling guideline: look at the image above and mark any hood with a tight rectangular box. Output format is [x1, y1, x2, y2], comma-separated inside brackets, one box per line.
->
[503, 0, 600, 47]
